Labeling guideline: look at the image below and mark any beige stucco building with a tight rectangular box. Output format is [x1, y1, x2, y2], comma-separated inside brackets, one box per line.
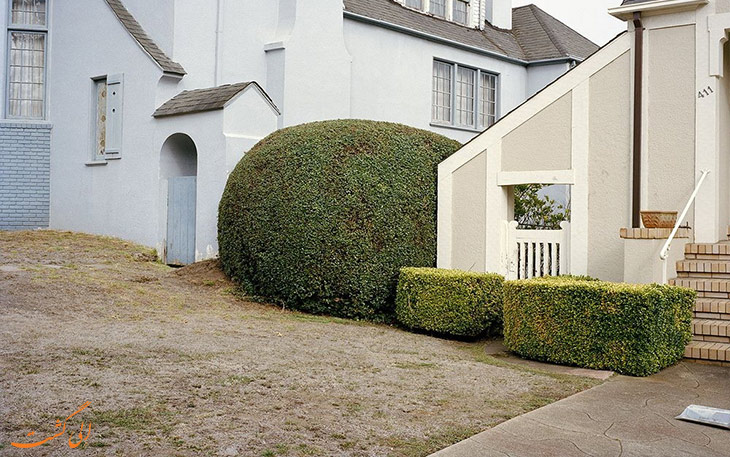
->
[439, 0, 730, 284]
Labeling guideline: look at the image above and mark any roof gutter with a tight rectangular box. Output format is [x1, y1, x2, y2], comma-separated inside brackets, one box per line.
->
[632, 12, 644, 228]
[343, 11, 581, 67]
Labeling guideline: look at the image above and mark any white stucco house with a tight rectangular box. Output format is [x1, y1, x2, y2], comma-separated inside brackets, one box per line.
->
[438, 0, 730, 362]
[0, 0, 597, 264]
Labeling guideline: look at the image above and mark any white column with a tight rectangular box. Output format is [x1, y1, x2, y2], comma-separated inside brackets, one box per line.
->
[570, 81, 590, 275]
[485, 140, 510, 275]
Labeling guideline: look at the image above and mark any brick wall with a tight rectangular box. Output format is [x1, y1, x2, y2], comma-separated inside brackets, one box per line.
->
[0, 121, 52, 230]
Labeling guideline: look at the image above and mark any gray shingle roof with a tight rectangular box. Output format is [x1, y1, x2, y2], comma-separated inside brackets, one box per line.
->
[153, 82, 277, 118]
[105, 0, 186, 76]
[343, 0, 598, 63]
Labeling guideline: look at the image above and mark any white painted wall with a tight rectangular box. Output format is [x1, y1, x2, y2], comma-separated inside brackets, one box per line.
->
[527, 62, 571, 97]
[49, 0, 163, 246]
[344, 19, 529, 143]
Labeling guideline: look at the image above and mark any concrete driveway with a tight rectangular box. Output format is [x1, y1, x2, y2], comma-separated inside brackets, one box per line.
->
[432, 362, 730, 457]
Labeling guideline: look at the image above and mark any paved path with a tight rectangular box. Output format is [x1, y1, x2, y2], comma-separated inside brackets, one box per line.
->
[432, 362, 730, 457]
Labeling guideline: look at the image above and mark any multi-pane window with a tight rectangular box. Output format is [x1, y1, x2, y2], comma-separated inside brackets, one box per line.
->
[430, 0, 447, 18]
[405, 0, 423, 10]
[432, 60, 498, 130]
[453, 0, 469, 25]
[455, 67, 475, 127]
[479, 72, 497, 129]
[432, 61, 452, 123]
[7, 0, 47, 119]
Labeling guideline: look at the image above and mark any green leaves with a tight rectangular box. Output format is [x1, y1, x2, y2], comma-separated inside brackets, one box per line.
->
[395, 268, 504, 338]
[503, 278, 695, 376]
[218, 120, 461, 320]
[514, 184, 570, 229]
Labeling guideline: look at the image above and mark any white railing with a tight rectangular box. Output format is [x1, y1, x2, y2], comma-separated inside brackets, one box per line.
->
[660, 170, 710, 284]
[504, 220, 571, 280]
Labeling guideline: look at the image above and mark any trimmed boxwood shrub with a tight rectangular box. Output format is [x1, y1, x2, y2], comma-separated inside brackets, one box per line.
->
[395, 268, 504, 338]
[218, 120, 461, 319]
[503, 277, 695, 376]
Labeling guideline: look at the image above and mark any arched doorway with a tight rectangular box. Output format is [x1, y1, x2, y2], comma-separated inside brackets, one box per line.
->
[161, 133, 197, 265]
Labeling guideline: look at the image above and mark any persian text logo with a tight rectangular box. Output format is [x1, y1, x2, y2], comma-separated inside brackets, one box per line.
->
[11, 402, 92, 449]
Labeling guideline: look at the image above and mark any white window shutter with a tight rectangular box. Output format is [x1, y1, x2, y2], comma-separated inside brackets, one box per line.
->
[105, 74, 124, 159]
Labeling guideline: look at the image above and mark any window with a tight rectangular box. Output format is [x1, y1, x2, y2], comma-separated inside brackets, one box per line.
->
[432, 60, 498, 130]
[92, 78, 108, 161]
[430, 0, 446, 18]
[405, 0, 423, 9]
[432, 61, 452, 123]
[453, 0, 469, 25]
[90, 74, 124, 161]
[7, 0, 47, 119]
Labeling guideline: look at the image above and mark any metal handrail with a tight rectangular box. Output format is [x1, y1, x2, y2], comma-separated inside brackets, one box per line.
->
[660, 170, 710, 283]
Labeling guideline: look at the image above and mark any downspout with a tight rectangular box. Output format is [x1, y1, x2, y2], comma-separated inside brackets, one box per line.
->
[632, 12, 644, 228]
[214, 0, 224, 86]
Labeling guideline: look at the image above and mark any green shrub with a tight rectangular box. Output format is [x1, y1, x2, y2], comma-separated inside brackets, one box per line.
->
[395, 268, 504, 338]
[218, 120, 461, 319]
[503, 277, 695, 376]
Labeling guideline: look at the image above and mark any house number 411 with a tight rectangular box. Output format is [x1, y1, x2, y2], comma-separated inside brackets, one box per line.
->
[698, 86, 714, 98]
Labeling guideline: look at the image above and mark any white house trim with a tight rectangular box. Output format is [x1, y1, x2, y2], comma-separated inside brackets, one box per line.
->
[496, 169, 575, 186]
[439, 33, 631, 177]
[570, 79, 590, 275]
[608, 0, 708, 21]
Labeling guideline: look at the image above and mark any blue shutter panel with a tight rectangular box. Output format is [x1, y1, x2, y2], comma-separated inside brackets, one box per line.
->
[104, 74, 124, 159]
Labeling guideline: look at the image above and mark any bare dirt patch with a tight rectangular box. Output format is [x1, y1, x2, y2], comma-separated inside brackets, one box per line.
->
[0, 230, 601, 456]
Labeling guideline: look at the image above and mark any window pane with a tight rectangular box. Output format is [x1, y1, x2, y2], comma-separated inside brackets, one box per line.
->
[11, 0, 47, 26]
[8, 32, 46, 118]
[453, 0, 469, 25]
[430, 0, 446, 18]
[455, 67, 476, 127]
[405, 0, 423, 9]
[479, 72, 497, 129]
[432, 61, 452, 123]
[94, 80, 108, 159]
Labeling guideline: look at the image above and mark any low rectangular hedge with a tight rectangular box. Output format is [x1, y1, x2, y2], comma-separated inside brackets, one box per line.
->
[503, 277, 695, 376]
[395, 267, 504, 338]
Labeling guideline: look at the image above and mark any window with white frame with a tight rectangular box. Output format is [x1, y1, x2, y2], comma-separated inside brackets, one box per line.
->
[7, 0, 47, 119]
[429, 0, 447, 18]
[405, 0, 423, 10]
[453, 0, 469, 25]
[432, 60, 498, 130]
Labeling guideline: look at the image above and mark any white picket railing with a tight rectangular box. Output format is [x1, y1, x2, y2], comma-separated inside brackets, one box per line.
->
[504, 220, 571, 280]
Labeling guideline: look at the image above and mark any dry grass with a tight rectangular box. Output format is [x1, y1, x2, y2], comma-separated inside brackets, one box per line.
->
[0, 230, 601, 456]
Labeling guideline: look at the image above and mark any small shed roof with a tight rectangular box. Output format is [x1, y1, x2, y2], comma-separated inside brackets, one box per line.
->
[153, 82, 278, 118]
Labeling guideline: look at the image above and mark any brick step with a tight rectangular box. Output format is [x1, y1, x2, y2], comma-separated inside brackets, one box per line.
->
[692, 319, 730, 343]
[684, 253, 730, 260]
[694, 298, 730, 320]
[685, 243, 730, 255]
[669, 278, 730, 297]
[684, 341, 730, 362]
[677, 260, 730, 278]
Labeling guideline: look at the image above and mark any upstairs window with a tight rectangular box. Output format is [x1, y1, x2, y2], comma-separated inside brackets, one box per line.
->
[430, 0, 447, 18]
[405, 0, 423, 9]
[432, 60, 499, 130]
[453, 0, 469, 25]
[7, 0, 48, 119]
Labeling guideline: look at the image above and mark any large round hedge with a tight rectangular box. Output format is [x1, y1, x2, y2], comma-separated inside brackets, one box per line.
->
[218, 120, 461, 319]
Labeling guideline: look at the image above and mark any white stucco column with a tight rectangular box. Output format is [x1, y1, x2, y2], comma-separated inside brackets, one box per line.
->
[570, 81, 590, 275]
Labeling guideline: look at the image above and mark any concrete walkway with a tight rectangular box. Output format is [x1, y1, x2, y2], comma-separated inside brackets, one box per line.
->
[432, 362, 730, 457]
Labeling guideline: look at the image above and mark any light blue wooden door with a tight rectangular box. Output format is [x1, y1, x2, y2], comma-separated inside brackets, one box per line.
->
[167, 176, 197, 265]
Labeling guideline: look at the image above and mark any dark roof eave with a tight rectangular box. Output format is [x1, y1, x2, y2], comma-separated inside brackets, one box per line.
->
[343, 11, 529, 65]
[343, 11, 588, 66]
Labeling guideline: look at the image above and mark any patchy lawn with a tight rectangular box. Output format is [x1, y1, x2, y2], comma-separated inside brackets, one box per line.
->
[0, 231, 600, 456]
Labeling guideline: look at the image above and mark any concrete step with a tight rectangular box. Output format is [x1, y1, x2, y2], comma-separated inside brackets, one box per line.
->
[694, 298, 730, 320]
[685, 341, 730, 362]
[692, 319, 730, 343]
[677, 260, 730, 278]
[669, 278, 730, 298]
